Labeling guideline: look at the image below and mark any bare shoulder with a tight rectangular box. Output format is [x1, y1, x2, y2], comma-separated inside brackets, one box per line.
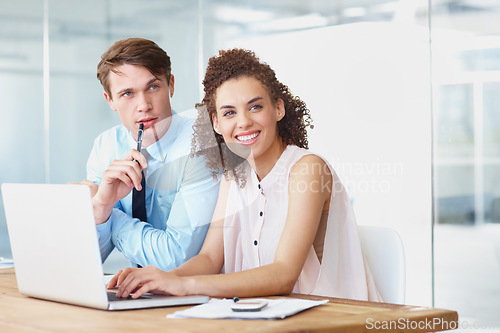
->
[289, 154, 333, 197]
[288, 154, 333, 206]
[290, 154, 332, 179]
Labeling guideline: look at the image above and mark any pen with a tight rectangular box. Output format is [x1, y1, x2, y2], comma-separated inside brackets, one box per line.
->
[135, 123, 145, 191]
[136, 123, 144, 153]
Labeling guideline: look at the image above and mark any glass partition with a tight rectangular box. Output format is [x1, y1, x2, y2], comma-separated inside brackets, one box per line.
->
[0, 0, 203, 271]
[1, 2, 499, 326]
[431, 0, 500, 325]
[202, 0, 433, 306]
[0, 1, 44, 257]
[46, 0, 202, 185]
[0, 0, 433, 304]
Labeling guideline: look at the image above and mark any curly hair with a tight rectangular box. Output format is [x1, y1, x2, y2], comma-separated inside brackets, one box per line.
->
[191, 48, 313, 187]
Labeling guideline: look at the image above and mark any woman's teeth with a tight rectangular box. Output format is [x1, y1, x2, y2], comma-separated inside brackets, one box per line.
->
[236, 132, 259, 142]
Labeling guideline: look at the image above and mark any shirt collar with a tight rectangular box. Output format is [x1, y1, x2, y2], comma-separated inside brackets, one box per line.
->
[255, 145, 296, 190]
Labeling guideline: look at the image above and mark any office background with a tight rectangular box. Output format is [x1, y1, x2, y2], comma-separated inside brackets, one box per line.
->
[0, 0, 499, 330]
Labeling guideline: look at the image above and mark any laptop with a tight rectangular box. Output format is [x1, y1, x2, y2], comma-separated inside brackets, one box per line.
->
[1, 183, 209, 310]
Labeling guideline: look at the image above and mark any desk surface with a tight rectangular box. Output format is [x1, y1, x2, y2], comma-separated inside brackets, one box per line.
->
[0, 268, 457, 333]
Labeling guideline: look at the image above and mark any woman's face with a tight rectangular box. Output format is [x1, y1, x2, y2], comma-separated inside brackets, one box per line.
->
[212, 76, 285, 163]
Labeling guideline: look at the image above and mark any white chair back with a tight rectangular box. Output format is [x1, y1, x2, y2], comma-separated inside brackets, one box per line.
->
[358, 226, 406, 304]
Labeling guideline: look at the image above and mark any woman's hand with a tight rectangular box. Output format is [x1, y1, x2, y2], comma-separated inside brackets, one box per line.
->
[107, 266, 191, 299]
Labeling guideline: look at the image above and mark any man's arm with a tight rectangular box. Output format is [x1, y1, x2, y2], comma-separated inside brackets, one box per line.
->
[110, 153, 220, 271]
[86, 133, 144, 263]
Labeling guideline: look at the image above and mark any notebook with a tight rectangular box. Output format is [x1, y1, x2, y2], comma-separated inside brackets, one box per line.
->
[1, 183, 208, 310]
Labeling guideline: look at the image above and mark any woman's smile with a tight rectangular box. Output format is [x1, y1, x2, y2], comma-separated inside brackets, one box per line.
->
[235, 130, 261, 145]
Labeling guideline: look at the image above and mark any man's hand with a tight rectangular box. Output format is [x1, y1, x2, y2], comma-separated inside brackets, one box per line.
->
[92, 149, 148, 225]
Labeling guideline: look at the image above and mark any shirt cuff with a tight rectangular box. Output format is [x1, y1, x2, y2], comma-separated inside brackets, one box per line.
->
[96, 213, 113, 262]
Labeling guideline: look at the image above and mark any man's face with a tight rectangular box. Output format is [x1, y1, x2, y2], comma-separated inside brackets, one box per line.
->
[104, 64, 174, 147]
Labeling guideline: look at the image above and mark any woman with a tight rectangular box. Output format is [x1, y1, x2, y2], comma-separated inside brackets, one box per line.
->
[108, 49, 381, 301]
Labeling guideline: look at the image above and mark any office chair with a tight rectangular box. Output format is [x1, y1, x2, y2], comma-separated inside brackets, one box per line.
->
[358, 226, 406, 304]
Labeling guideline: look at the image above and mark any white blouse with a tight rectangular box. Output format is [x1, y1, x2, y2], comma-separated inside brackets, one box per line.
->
[222, 145, 381, 301]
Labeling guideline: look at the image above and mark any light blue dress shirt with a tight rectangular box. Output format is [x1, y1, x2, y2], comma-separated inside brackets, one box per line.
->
[86, 111, 220, 271]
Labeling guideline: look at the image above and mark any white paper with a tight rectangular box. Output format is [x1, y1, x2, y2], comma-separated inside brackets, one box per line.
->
[0, 257, 14, 269]
[167, 298, 328, 320]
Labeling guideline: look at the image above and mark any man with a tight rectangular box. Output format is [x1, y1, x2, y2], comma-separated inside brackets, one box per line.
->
[86, 38, 219, 270]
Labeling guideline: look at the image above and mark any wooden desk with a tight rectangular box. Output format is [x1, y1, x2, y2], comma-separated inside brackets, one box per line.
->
[0, 268, 457, 332]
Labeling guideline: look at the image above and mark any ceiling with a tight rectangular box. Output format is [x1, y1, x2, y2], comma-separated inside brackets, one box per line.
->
[1, 0, 500, 64]
[1, 0, 500, 38]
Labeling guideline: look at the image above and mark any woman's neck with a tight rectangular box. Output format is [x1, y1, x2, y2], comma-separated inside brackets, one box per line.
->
[248, 139, 287, 182]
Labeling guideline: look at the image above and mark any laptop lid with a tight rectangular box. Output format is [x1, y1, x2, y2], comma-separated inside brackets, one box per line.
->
[1, 183, 208, 310]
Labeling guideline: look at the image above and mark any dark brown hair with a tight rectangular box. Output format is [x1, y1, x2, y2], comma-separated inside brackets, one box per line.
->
[97, 38, 171, 99]
[191, 48, 313, 186]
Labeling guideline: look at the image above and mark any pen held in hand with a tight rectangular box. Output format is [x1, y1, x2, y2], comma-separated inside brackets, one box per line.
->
[134, 123, 145, 191]
[135, 123, 144, 165]
[136, 123, 144, 152]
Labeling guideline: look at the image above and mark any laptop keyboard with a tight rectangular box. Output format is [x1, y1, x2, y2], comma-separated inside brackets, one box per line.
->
[107, 291, 152, 301]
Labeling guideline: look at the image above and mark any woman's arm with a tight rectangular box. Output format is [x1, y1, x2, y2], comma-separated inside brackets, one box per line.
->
[107, 175, 230, 292]
[112, 155, 332, 299]
[168, 174, 232, 277]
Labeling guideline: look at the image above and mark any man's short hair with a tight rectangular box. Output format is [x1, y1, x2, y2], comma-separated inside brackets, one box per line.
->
[97, 38, 171, 99]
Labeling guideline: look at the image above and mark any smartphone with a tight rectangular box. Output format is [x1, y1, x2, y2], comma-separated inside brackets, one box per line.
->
[231, 300, 268, 312]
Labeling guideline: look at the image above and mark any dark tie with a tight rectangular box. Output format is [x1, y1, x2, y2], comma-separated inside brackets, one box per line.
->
[132, 170, 147, 222]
